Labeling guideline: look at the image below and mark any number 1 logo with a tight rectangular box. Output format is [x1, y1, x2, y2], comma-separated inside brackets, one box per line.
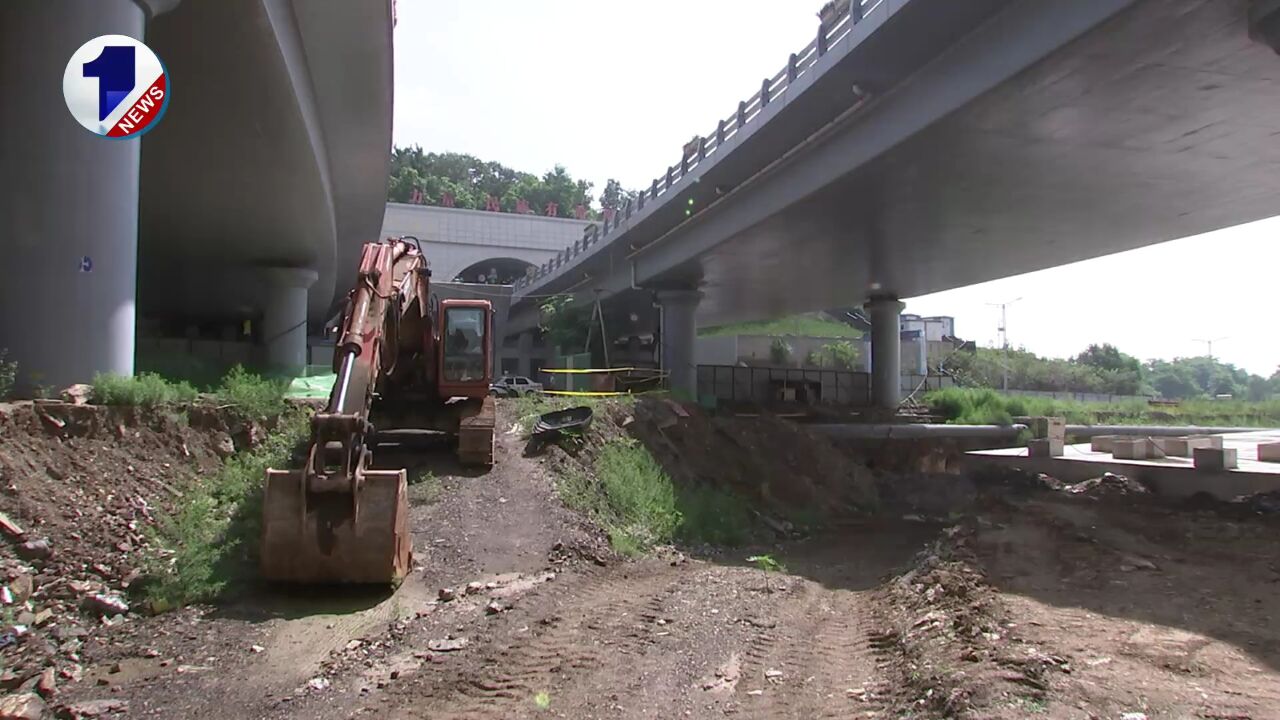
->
[82, 45, 135, 121]
[63, 35, 168, 139]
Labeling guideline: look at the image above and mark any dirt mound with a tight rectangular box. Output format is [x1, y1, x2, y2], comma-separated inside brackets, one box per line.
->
[618, 399, 878, 518]
[0, 401, 254, 699]
[1229, 489, 1280, 515]
[875, 522, 1070, 718]
[1063, 472, 1149, 498]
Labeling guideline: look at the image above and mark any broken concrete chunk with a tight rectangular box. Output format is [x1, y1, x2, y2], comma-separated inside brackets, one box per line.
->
[427, 637, 468, 652]
[0, 692, 45, 720]
[35, 669, 55, 699]
[9, 576, 32, 604]
[485, 601, 506, 615]
[59, 698, 128, 718]
[464, 582, 485, 595]
[81, 593, 129, 617]
[437, 587, 457, 602]
[306, 677, 330, 692]
[60, 384, 93, 406]
[16, 539, 52, 561]
[0, 513, 25, 540]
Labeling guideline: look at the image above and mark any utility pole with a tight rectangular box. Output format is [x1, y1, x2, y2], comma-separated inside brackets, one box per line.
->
[1193, 336, 1228, 361]
[986, 297, 1022, 391]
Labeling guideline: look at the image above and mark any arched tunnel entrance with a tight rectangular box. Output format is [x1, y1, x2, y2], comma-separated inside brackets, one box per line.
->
[453, 257, 535, 285]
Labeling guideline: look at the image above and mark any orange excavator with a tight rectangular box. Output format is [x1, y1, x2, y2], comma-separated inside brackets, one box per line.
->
[261, 237, 495, 584]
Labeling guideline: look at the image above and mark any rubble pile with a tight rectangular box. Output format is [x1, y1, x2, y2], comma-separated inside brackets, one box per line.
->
[1063, 472, 1150, 498]
[0, 401, 240, 710]
[876, 523, 1070, 717]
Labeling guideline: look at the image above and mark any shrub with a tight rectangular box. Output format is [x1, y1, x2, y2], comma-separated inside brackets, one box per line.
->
[143, 410, 309, 608]
[769, 338, 792, 365]
[213, 365, 288, 418]
[91, 372, 198, 407]
[555, 437, 756, 555]
[0, 350, 15, 400]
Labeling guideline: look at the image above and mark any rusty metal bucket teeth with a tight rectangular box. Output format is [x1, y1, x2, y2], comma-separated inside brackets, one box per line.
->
[260, 469, 411, 584]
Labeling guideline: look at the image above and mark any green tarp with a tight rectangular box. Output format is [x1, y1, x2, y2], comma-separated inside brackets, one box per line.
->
[285, 373, 337, 399]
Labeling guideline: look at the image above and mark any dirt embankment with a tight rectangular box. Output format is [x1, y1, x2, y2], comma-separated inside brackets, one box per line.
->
[0, 401, 272, 716]
[2, 396, 1279, 719]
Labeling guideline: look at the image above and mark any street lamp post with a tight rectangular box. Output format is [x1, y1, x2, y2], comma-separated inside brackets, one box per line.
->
[1193, 336, 1228, 361]
[986, 297, 1022, 391]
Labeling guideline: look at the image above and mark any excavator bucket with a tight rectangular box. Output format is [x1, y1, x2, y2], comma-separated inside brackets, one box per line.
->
[260, 469, 411, 584]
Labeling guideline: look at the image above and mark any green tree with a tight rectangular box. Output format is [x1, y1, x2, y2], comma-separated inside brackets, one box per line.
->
[386, 148, 595, 217]
[599, 178, 638, 213]
[539, 296, 591, 354]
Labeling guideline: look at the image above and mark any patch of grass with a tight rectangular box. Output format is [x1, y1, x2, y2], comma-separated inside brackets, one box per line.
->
[408, 469, 442, 504]
[700, 313, 862, 339]
[142, 410, 309, 609]
[556, 437, 756, 555]
[676, 483, 753, 546]
[91, 372, 198, 407]
[925, 387, 1280, 427]
[513, 392, 636, 433]
[213, 365, 288, 418]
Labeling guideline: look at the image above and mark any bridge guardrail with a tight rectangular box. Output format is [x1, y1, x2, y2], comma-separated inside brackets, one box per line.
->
[515, 0, 884, 295]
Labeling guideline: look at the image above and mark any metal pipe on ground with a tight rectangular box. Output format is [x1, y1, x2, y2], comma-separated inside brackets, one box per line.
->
[808, 423, 1028, 440]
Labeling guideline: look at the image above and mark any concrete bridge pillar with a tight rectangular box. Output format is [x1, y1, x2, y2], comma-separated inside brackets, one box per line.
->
[0, 0, 182, 392]
[261, 268, 318, 372]
[657, 290, 702, 400]
[0, 0, 150, 391]
[517, 330, 534, 377]
[865, 296, 905, 410]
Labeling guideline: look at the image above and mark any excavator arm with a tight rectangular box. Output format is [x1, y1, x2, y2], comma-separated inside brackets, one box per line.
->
[260, 239, 428, 584]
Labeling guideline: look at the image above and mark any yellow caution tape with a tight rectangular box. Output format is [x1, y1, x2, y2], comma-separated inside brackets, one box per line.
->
[541, 390, 636, 397]
[540, 367, 639, 374]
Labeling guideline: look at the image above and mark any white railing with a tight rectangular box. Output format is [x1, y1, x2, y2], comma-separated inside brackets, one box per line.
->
[515, 0, 884, 295]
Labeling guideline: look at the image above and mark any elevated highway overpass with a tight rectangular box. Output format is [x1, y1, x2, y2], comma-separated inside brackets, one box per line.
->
[1, 0, 394, 388]
[508, 0, 1280, 405]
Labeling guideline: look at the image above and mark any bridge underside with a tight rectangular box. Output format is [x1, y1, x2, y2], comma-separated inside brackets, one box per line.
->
[646, 0, 1280, 326]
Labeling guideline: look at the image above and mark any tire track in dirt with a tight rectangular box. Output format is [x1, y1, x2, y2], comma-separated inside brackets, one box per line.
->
[735, 581, 891, 719]
[389, 564, 684, 719]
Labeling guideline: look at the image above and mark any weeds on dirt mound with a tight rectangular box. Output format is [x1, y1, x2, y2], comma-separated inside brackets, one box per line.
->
[213, 365, 289, 418]
[557, 437, 755, 555]
[142, 410, 309, 609]
[89, 366, 285, 417]
[0, 348, 16, 400]
[91, 372, 199, 407]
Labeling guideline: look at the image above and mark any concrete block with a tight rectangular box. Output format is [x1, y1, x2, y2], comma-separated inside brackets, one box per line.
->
[1187, 434, 1223, 450]
[1112, 438, 1149, 460]
[1028, 438, 1064, 457]
[1029, 416, 1066, 441]
[1152, 436, 1217, 458]
[1193, 447, 1238, 471]
[1258, 442, 1280, 463]
[1090, 435, 1118, 453]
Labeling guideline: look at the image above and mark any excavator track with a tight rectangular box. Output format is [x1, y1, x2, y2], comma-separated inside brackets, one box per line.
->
[457, 395, 496, 467]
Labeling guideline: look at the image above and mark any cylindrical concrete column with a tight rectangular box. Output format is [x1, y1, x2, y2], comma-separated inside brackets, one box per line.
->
[261, 268, 318, 371]
[516, 330, 534, 377]
[656, 290, 701, 400]
[865, 297, 905, 410]
[0, 1, 147, 391]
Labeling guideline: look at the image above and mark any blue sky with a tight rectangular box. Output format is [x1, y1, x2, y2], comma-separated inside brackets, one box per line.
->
[392, 0, 1278, 376]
